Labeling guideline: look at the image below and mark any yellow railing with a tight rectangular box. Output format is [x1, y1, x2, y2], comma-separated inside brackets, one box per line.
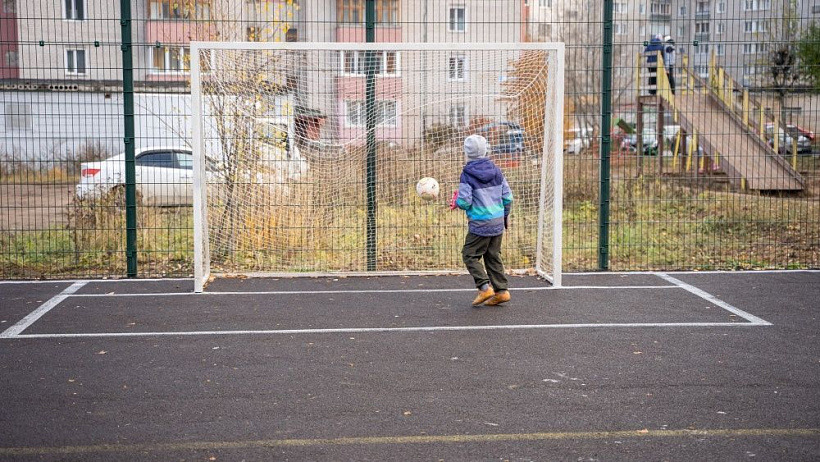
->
[635, 50, 801, 170]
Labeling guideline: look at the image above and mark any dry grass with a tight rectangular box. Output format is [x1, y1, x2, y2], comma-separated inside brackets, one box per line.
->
[1, 146, 818, 278]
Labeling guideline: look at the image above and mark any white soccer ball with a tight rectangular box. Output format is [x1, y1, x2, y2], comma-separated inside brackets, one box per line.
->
[416, 177, 440, 201]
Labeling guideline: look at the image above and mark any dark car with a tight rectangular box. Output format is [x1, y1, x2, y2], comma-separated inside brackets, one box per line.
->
[477, 122, 526, 156]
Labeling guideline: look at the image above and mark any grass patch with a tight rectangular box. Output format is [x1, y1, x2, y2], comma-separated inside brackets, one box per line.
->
[1, 153, 818, 278]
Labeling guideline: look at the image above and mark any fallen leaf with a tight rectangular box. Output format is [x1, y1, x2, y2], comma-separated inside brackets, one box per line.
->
[96, 351, 107, 355]
[403, 411, 412, 416]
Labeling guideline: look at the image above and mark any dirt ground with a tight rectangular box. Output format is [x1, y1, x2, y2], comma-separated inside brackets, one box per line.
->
[0, 183, 75, 231]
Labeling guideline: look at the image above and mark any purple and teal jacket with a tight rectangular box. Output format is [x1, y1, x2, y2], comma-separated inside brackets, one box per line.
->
[455, 158, 513, 236]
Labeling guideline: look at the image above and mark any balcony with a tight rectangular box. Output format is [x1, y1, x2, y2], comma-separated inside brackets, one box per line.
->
[649, 2, 671, 20]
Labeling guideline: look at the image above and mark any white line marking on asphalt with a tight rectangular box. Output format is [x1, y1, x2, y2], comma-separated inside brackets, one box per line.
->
[11, 322, 765, 339]
[0, 281, 88, 338]
[656, 273, 772, 325]
[62, 285, 679, 297]
[0, 278, 190, 285]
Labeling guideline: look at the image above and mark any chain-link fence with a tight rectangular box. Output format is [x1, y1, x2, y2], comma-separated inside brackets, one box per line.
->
[0, 0, 818, 279]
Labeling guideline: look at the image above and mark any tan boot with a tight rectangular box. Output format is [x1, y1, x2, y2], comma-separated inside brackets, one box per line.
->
[485, 290, 511, 306]
[471, 287, 495, 306]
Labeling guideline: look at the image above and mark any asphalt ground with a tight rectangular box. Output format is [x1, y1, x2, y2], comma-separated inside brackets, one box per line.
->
[0, 271, 819, 461]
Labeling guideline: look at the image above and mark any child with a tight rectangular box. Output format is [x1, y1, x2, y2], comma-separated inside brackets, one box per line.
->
[663, 35, 676, 95]
[450, 134, 513, 306]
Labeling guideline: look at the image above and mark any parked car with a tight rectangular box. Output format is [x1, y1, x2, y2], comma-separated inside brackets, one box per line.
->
[477, 121, 526, 156]
[564, 127, 593, 155]
[621, 130, 659, 155]
[764, 123, 813, 155]
[76, 147, 194, 206]
[793, 123, 815, 141]
[663, 125, 680, 145]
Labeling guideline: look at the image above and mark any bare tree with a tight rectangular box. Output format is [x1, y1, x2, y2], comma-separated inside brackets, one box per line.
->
[557, 0, 633, 140]
[761, 0, 801, 124]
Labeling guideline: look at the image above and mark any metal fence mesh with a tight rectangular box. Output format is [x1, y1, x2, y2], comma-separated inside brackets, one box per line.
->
[1, 0, 818, 279]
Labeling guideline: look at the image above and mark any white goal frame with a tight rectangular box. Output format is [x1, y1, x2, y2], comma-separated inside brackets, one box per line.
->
[191, 41, 564, 292]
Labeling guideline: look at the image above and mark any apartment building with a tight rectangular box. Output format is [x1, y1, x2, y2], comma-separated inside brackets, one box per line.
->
[292, 0, 523, 143]
[605, 0, 820, 87]
[680, 0, 819, 87]
[11, 1, 298, 84]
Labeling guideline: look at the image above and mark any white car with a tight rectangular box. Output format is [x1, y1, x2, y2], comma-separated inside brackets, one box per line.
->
[564, 127, 593, 154]
[76, 147, 194, 206]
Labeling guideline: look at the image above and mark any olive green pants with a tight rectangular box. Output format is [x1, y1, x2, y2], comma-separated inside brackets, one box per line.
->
[462, 232, 508, 291]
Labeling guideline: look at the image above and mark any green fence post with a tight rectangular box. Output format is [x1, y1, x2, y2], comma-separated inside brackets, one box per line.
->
[598, 0, 614, 271]
[365, 0, 377, 271]
[120, 0, 137, 277]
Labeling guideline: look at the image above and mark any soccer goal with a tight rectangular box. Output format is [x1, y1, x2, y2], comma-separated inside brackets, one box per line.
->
[191, 42, 564, 292]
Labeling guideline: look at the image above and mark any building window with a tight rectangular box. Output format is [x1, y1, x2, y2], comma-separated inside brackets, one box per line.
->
[717, 2, 726, 13]
[286, 28, 298, 42]
[377, 100, 397, 126]
[148, 0, 210, 20]
[4, 50, 17, 67]
[677, 26, 685, 37]
[64, 0, 84, 20]
[679, 5, 686, 16]
[377, 0, 399, 24]
[539, 0, 551, 7]
[744, 20, 767, 34]
[695, 22, 709, 34]
[449, 104, 467, 127]
[152, 46, 188, 73]
[337, 1, 398, 24]
[695, 65, 708, 78]
[195, 1, 211, 19]
[149, 0, 182, 19]
[65, 49, 87, 74]
[449, 6, 466, 32]
[716, 44, 725, 56]
[696, 2, 709, 14]
[650, 2, 671, 15]
[3, 0, 15, 14]
[247, 26, 261, 42]
[614, 2, 627, 14]
[345, 100, 397, 127]
[614, 23, 627, 35]
[338, 0, 362, 23]
[695, 44, 709, 55]
[341, 51, 399, 76]
[448, 55, 466, 81]
[743, 43, 767, 54]
[716, 23, 725, 35]
[346, 100, 364, 126]
[744, 0, 771, 11]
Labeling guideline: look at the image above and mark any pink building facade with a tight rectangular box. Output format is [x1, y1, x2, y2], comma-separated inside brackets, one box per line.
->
[335, 25, 403, 143]
[0, 1, 19, 79]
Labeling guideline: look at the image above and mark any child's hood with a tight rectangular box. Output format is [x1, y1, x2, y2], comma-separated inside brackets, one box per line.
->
[463, 158, 498, 183]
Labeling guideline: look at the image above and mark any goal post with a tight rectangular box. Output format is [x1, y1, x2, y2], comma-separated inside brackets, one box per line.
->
[191, 42, 564, 292]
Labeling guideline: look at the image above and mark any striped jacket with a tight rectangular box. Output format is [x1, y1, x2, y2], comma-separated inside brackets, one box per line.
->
[456, 158, 513, 236]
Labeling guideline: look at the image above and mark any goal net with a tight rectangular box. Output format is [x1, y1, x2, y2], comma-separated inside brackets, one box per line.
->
[191, 42, 564, 292]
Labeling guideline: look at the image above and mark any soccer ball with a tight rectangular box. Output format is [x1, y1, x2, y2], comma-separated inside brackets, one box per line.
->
[416, 177, 440, 201]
